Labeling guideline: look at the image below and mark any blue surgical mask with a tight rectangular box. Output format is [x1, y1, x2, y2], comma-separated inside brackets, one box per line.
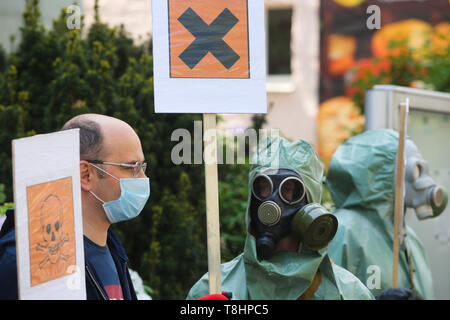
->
[89, 164, 150, 224]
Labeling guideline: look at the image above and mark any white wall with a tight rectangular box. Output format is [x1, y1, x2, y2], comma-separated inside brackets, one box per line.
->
[83, 0, 152, 44]
[0, 0, 74, 52]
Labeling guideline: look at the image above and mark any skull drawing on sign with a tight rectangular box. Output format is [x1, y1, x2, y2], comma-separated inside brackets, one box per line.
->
[36, 194, 70, 268]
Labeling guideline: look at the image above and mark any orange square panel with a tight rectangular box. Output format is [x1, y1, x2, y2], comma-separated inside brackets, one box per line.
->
[168, 0, 250, 78]
[27, 177, 76, 287]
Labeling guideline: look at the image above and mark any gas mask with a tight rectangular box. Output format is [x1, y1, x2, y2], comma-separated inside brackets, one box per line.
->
[404, 140, 448, 220]
[249, 167, 338, 260]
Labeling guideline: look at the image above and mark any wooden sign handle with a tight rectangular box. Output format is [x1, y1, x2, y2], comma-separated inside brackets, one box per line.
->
[203, 113, 222, 294]
[392, 100, 409, 288]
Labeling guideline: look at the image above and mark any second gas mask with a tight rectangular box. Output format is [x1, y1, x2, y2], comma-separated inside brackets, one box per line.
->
[249, 167, 338, 260]
[404, 140, 448, 220]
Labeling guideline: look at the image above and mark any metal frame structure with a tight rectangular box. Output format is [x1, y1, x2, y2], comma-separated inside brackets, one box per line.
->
[364, 84, 450, 299]
[365, 85, 450, 131]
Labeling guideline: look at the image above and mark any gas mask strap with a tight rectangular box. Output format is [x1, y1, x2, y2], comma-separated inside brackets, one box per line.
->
[402, 238, 415, 290]
[400, 204, 407, 247]
[400, 210, 415, 290]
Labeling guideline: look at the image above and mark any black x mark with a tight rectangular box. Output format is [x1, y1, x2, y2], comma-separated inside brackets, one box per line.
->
[178, 7, 240, 70]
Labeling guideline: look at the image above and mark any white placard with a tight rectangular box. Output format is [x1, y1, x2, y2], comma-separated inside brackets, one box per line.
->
[12, 129, 85, 300]
[152, 0, 267, 113]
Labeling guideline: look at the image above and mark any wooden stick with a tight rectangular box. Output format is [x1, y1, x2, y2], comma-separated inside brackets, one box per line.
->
[203, 113, 222, 294]
[392, 100, 409, 288]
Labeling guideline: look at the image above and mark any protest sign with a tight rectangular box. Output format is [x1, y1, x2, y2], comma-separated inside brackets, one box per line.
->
[152, 0, 267, 294]
[153, 0, 266, 113]
[12, 129, 85, 299]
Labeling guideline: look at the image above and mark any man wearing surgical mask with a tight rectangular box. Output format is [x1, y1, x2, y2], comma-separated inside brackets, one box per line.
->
[0, 114, 150, 300]
[326, 129, 447, 299]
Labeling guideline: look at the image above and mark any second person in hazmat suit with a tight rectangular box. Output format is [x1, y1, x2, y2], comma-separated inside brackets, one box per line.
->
[326, 129, 448, 299]
[187, 137, 374, 300]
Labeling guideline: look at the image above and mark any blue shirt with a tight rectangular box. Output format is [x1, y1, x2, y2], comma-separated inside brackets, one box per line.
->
[84, 236, 124, 300]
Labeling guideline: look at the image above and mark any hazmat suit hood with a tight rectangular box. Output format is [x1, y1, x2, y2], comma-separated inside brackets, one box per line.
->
[326, 129, 399, 236]
[187, 137, 374, 300]
[248, 135, 323, 205]
[242, 136, 336, 299]
[326, 129, 434, 298]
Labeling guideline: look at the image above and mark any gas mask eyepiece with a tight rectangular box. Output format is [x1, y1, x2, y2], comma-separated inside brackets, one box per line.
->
[252, 174, 306, 205]
[404, 147, 448, 220]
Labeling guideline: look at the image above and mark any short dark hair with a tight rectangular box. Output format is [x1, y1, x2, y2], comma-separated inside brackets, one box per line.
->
[61, 117, 103, 161]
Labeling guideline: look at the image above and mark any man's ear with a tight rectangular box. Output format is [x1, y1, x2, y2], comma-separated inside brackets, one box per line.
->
[80, 160, 93, 192]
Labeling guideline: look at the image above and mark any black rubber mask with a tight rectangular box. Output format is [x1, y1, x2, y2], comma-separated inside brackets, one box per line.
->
[249, 167, 308, 260]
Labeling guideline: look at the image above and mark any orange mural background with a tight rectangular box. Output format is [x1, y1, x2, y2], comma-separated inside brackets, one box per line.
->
[27, 177, 75, 287]
[168, 0, 249, 78]
[318, 0, 450, 168]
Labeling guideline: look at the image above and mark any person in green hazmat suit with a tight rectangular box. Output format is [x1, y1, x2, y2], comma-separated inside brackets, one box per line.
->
[187, 137, 374, 300]
[326, 129, 448, 299]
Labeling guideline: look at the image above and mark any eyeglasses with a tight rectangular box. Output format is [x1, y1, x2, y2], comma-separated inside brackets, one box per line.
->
[86, 160, 147, 178]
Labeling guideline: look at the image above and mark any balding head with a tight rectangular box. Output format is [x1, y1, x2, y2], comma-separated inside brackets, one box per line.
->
[62, 114, 105, 160]
[61, 113, 138, 161]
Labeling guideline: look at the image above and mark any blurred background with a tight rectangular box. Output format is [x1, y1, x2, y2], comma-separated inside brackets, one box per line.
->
[0, 0, 448, 299]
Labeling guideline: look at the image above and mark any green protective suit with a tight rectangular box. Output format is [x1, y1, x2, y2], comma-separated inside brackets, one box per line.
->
[326, 129, 434, 299]
[187, 137, 374, 300]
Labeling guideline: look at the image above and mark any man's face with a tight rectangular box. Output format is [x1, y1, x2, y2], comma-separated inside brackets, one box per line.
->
[91, 122, 146, 203]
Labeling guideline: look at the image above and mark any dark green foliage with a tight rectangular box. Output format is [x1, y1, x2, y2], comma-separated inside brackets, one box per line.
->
[218, 162, 249, 262]
[0, 45, 6, 73]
